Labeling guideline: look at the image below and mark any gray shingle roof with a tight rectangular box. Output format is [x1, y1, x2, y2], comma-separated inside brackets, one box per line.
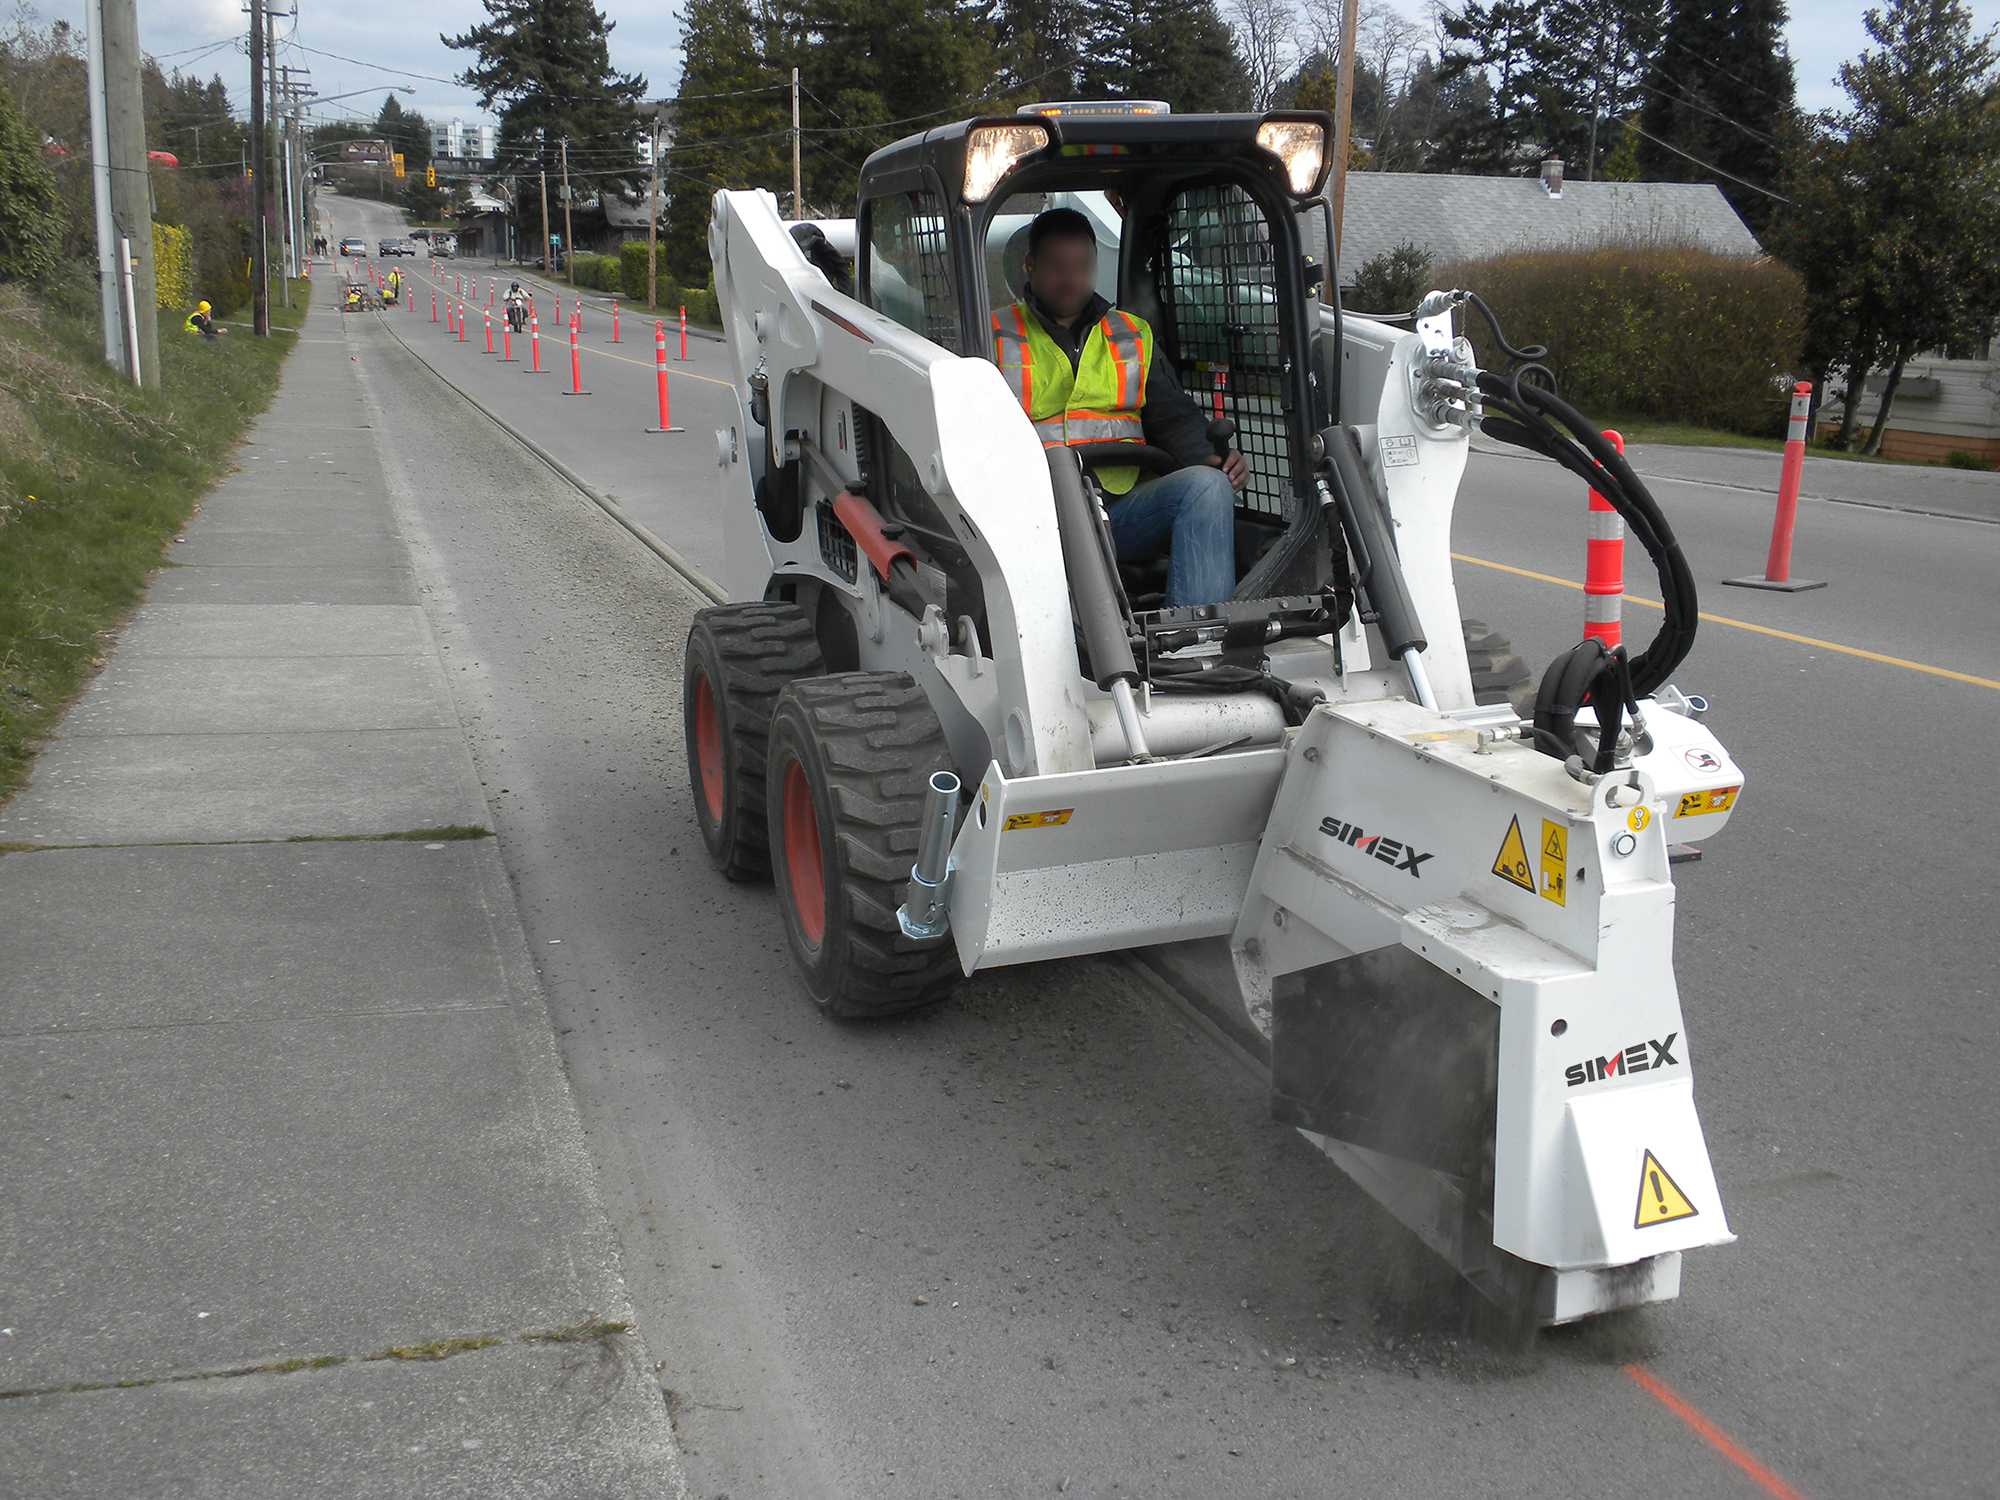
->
[1334, 173, 1763, 277]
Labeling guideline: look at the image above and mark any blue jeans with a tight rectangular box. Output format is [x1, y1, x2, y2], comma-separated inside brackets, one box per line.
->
[1104, 465, 1236, 607]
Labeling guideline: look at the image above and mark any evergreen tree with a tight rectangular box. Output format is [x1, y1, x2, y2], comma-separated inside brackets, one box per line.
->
[1769, 0, 2000, 451]
[1539, 0, 1659, 178]
[997, 0, 1088, 97]
[663, 0, 787, 283]
[1636, 0, 1794, 232]
[1075, 0, 1251, 111]
[770, 0, 1016, 209]
[1433, 0, 1561, 172]
[445, 0, 648, 211]
[147, 71, 244, 180]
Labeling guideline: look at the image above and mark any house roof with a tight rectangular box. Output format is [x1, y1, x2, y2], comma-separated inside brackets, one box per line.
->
[1335, 173, 1763, 277]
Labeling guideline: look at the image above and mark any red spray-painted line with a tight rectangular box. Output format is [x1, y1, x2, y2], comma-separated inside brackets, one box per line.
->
[1622, 1365, 1810, 1500]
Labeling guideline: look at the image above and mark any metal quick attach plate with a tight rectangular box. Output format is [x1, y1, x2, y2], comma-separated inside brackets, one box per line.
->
[949, 750, 1286, 970]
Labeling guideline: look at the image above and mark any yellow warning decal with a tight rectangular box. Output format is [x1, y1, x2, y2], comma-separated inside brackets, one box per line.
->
[1627, 805, 1651, 833]
[1675, 785, 1740, 818]
[1492, 816, 1535, 893]
[1003, 808, 1073, 831]
[1634, 1149, 1699, 1229]
[1539, 819, 1568, 907]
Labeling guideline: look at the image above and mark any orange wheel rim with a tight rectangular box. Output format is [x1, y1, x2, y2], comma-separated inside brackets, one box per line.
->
[693, 673, 725, 822]
[782, 759, 825, 946]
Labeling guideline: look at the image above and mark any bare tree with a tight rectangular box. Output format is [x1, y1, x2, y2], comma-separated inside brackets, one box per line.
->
[1229, 0, 1305, 109]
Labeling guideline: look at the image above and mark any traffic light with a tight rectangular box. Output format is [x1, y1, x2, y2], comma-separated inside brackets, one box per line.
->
[426, 165, 436, 187]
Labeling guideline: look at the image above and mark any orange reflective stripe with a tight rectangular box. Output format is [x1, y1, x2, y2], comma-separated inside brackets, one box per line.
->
[991, 306, 1035, 414]
[1015, 305, 1032, 412]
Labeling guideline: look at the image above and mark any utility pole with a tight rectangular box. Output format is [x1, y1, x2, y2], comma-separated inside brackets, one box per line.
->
[790, 66, 802, 219]
[268, 15, 284, 307]
[539, 159, 551, 282]
[560, 137, 574, 287]
[645, 108, 661, 311]
[249, 0, 269, 336]
[98, 0, 158, 383]
[1329, 0, 1359, 261]
[84, 0, 121, 371]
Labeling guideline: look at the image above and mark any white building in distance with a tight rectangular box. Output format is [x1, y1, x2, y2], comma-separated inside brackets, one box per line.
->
[430, 119, 498, 162]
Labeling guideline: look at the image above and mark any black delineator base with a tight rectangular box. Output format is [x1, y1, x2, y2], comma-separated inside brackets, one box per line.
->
[1722, 574, 1827, 592]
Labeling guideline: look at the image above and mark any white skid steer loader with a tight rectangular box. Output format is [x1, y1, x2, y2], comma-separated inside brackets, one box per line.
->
[688, 104, 1742, 1328]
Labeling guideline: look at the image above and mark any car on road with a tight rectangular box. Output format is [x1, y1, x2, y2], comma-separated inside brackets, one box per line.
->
[378, 237, 417, 256]
[338, 236, 368, 256]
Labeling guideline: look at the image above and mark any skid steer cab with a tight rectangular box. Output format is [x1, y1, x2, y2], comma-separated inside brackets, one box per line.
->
[689, 102, 1743, 1329]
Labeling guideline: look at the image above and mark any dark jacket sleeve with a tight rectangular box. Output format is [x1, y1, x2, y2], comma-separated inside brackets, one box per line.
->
[1140, 349, 1215, 469]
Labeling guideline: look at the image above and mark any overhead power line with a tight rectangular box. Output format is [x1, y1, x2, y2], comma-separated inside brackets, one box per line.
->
[1623, 122, 1790, 202]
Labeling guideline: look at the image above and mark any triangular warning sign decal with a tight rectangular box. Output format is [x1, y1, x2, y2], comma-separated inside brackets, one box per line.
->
[1492, 816, 1535, 893]
[1634, 1150, 1699, 1229]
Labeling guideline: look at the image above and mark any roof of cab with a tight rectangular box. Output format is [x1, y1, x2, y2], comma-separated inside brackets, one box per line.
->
[860, 109, 1332, 193]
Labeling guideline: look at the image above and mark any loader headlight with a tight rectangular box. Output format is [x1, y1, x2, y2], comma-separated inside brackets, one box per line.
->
[962, 121, 1052, 203]
[1256, 117, 1329, 197]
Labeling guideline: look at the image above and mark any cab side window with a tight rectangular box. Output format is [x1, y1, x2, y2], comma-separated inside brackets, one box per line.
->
[864, 190, 960, 352]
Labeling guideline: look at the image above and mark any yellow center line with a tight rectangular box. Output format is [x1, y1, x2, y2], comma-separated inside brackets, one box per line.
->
[1452, 551, 2000, 692]
[403, 265, 734, 387]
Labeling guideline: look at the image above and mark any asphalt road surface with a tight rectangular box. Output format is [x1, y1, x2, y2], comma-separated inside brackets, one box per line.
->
[327, 192, 1997, 1499]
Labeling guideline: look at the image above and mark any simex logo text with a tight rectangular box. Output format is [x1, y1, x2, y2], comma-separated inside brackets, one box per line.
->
[1565, 1033, 1680, 1087]
[1318, 816, 1433, 877]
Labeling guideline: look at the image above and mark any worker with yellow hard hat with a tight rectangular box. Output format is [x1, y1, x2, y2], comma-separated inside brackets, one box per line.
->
[183, 300, 223, 340]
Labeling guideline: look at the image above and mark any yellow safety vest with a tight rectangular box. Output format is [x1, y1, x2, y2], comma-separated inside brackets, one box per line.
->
[991, 302, 1154, 494]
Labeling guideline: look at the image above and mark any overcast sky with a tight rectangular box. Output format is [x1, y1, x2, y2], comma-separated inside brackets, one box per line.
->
[24, 0, 2000, 132]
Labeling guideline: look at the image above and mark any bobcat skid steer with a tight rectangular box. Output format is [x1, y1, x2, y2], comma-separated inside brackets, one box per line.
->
[687, 103, 1743, 1327]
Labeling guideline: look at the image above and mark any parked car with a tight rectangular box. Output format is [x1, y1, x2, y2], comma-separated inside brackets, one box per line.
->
[378, 238, 416, 256]
[338, 236, 368, 256]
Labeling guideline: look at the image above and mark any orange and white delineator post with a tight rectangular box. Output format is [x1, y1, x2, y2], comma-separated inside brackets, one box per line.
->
[1725, 381, 1826, 593]
[1584, 429, 1625, 648]
[648, 320, 683, 433]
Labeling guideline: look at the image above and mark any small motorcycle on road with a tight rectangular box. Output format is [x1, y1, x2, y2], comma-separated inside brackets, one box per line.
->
[504, 282, 531, 333]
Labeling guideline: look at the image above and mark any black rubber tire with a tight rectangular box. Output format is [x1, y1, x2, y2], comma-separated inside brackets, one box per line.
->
[1462, 618, 1534, 709]
[684, 602, 825, 881]
[764, 672, 964, 1018]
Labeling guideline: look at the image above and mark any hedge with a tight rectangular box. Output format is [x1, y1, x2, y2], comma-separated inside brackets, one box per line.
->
[617, 240, 718, 323]
[152, 222, 194, 308]
[568, 251, 622, 292]
[1436, 246, 1805, 435]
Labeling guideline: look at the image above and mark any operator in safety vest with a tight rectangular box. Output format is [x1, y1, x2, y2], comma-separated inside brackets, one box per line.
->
[992, 207, 1248, 607]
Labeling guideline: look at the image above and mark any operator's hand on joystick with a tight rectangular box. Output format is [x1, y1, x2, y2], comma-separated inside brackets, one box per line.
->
[1205, 417, 1248, 493]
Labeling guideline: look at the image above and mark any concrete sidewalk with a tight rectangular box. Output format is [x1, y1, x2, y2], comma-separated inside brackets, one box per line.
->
[0, 303, 686, 1496]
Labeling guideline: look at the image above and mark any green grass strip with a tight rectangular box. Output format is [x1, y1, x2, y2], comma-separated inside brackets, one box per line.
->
[0, 274, 311, 801]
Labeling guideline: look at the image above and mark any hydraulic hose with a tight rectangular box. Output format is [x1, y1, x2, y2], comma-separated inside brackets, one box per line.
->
[1452, 289, 1700, 763]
